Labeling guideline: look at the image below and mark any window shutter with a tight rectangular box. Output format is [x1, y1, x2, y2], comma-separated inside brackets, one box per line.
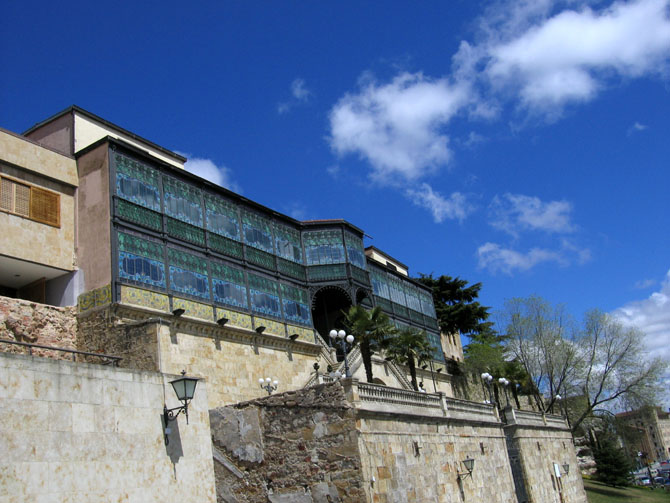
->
[15, 183, 30, 217]
[30, 187, 60, 227]
[0, 178, 13, 211]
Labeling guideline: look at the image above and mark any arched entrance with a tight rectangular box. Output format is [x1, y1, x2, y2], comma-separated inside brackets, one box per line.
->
[311, 285, 352, 340]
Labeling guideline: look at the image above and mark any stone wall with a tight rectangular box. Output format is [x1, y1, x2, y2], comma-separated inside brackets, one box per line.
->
[0, 351, 216, 502]
[210, 381, 365, 503]
[504, 407, 587, 503]
[76, 304, 325, 408]
[0, 296, 77, 359]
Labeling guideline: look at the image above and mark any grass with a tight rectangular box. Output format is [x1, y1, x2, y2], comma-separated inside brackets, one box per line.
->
[584, 478, 670, 503]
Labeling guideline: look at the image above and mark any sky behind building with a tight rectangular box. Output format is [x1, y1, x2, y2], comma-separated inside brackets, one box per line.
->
[2, 0, 669, 403]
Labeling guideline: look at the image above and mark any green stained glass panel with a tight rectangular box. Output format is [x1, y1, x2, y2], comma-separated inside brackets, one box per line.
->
[277, 257, 307, 281]
[114, 153, 161, 211]
[374, 295, 393, 313]
[280, 283, 309, 304]
[307, 264, 346, 281]
[116, 199, 162, 231]
[351, 266, 370, 285]
[242, 211, 273, 253]
[209, 233, 243, 259]
[210, 261, 245, 284]
[247, 247, 275, 270]
[166, 217, 205, 246]
[167, 247, 208, 275]
[275, 224, 302, 263]
[163, 176, 203, 227]
[248, 273, 278, 295]
[117, 231, 164, 261]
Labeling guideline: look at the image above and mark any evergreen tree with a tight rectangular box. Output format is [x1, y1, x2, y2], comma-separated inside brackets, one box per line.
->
[417, 274, 494, 338]
[593, 437, 634, 487]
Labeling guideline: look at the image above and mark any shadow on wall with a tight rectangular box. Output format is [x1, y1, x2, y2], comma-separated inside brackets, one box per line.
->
[163, 412, 184, 470]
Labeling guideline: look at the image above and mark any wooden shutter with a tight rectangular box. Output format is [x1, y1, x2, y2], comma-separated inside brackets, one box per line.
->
[30, 186, 60, 227]
[0, 177, 13, 211]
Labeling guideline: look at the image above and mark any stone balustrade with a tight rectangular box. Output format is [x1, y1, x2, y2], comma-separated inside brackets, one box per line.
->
[503, 405, 569, 430]
[341, 379, 500, 423]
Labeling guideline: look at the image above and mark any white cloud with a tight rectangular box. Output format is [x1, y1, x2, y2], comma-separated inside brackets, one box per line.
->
[477, 242, 566, 274]
[278, 78, 312, 114]
[328, 72, 471, 185]
[178, 153, 241, 193]
[483, 0, 670, 113]
[489, 193, 575, 236]
[628, 121, 649, 135]
[405, 183, 473, 223]
[634, 278, 657, 289]
[613, 270, 670, 407]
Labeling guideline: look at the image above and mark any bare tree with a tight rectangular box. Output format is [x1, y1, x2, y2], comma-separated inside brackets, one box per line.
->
[503, 296, 581, 413]
[501, 298, 667, 434]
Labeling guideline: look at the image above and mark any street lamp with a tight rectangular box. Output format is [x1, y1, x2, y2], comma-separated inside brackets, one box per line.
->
[329, 329, 355, 378]
[498, 377, 510, 406]
[259, 377, 279, 395]
[457, 458, 476, 479]
[481, 372, 494, 405]
[163, 370, 199, 445]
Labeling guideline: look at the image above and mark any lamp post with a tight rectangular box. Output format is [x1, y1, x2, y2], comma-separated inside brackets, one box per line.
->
[481, 372, 494, 405]
[163, 370, 199, 445]
[329, 329, 355, 378]
[259, 377, 279, 395]
[498, 377, 510, 407]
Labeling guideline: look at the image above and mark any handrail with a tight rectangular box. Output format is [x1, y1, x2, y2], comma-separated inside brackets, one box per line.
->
[358, 382, 443, 409]
[0, 338, 121, 366]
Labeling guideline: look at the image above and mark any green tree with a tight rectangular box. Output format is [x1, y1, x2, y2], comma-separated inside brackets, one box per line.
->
[342, 305, 395, 383]
[384, 327, 433, 391]
[593, 436, 634, 487]
[417, 274, 494, 338]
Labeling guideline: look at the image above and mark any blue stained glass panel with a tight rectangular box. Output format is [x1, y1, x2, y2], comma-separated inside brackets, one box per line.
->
[212, 279, 248, 309]
[388, 276, 406, 306]
[243, 211, 274, 253]
[116, 174, 161, 211]
[283, 299, 311, 325]
[419, 291, 437, 318]
[250, 290, 281, 317]
[303, 230, 345, 265]
[404, 283, 422, 312]
[118, 251, 166, 288]
[163, 177, 203, 227]
[344, 231, 366, 269]
[205, 194, 240, 241]
[275, 224, 303, 263]
[169, 266, 210, 299]
[370, 269, 391, 299]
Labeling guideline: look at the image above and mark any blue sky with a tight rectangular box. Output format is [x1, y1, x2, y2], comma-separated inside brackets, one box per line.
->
[2, 1, 669, 397]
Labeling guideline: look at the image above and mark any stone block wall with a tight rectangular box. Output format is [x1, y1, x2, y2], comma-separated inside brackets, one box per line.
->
[356, 413, 517, 502]
[0, 352, 216, 503]
[505, 408, 587, 503]
[210, 382, 366, 503]
[0, 296, 77, 359]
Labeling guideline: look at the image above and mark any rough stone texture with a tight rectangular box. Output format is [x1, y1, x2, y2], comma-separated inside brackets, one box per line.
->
[0, 296, 77, 359]
[0, 351, 216, 503]
[77, 308, 160, 371]
[210, 382, 366, 503]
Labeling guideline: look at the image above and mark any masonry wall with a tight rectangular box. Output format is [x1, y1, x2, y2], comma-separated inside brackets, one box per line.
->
[0, 296, 77, 358]
[0, 352, 216, 503]
[357, 415, 517, 503]
[210, 382, 366, 503]
[504, 409, 587, 503]
[77, 305, 325, 408]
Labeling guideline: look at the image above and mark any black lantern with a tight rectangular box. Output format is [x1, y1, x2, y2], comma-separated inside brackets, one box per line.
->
[458, 457, 475, 479]
[163, 370, 199, 444]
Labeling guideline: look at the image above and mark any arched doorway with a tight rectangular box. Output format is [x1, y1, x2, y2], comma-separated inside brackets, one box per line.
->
[311, 286, 352, 340]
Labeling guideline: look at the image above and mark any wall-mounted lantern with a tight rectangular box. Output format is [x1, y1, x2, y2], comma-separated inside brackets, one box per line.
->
[172, 308, 185, 317]
[163, 370, 199, 445]
[563, 463, 570, 475]
[217, 317, 229, 326]
[256, 326, 266, 334]
[457, 458, 475, 479]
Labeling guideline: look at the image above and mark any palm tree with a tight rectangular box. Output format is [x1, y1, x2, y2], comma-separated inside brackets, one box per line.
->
[342, 305, 395, 383]
[385, 327, 434, 391]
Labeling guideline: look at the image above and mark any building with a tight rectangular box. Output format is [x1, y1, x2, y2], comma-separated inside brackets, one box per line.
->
[0, 106, 587, 502]
[617, 406, 670, 463]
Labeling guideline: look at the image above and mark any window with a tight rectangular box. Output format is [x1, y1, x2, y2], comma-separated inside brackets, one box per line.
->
[1, 176, 60, 227]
